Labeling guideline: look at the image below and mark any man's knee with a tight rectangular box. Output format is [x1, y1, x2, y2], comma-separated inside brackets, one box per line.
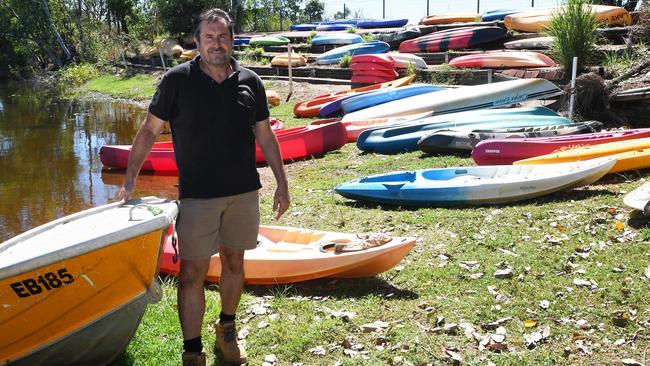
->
[219, 247, 245, 274]
[179, 259, 210, 287]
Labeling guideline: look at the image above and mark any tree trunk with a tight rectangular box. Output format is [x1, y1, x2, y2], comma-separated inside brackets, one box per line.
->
[232, 0, 245, 33]
[39, 0, 72, 61]
[76, 0, 85, 59]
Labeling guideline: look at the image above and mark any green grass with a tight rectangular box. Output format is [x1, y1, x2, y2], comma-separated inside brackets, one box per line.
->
[83, 74, 159, 101]
[83, 72, 650, 365]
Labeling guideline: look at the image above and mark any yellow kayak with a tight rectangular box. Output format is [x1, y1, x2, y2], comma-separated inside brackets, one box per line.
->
[513, 137, 650, 173]
[421, 13, 480, 25]
[271, 52, 307, 67]
[505, 5, 632, 32]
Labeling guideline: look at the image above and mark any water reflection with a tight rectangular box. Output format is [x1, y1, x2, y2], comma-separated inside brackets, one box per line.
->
[0, 82, 151, 242]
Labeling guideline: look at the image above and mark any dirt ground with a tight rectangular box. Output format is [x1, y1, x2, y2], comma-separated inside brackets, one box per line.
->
[263, 79, 350, 103]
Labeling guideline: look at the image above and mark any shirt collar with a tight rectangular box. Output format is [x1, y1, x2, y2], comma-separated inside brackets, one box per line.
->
[191, 55, 241, 82]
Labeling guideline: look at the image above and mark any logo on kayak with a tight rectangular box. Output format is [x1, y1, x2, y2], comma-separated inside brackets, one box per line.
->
[520, 185, 537, 191]
[493, 93, 528, 107]
[485, 149, 500, 154]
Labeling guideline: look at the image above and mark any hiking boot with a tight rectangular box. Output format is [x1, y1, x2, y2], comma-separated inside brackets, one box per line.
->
[215, 320, 247, 364]
[182, 351, 206, 366]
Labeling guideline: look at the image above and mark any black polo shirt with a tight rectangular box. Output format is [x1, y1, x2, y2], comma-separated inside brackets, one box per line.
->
[148, 56, 269, 199]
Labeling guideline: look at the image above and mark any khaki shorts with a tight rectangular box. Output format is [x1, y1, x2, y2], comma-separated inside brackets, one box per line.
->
[176, 190, 260, 260]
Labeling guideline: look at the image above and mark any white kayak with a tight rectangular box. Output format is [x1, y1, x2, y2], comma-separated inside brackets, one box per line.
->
[623, 182, 650, 214]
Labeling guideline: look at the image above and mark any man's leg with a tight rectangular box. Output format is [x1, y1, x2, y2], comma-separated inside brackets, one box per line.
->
[218, 246, 245, 314]
[178, 258, 210, 366]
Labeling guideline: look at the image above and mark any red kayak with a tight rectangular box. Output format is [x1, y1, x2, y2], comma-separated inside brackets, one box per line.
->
[350, 54, 395, 66]
[100, 121, 347, 172]
[472, 128, 650, 165]
[399, 26, 507, 53]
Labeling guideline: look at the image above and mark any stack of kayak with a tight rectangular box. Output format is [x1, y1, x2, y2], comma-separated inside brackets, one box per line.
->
[449, 51, 556, 68]
[316, 41, 390, 65]
[349, 54, 398, 85]
[399, 26, 508, 53]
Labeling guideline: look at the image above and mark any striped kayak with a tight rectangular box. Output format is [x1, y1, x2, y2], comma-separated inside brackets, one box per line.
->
[341, 78, 562, 122]
[342, 84, 446, 114]
[505, 5, 631, 32]
[473, 128, 650, 165]
[421, 13, 480, 25]
[294, 75, 415, 117]
[449, 51, 556, 68]
[357, 110, 570, 154]
[357, 19, 409, 28]
[504, 36, 555, 50]
[316, 41, 390, 65]
[513, 137, 650, 173]
[399, 26, 508, 53]
[311, 33, 363, 46]
[0, 197, 177, 365]
[481, 9, 526, 21]
[335, 157, 616, 206]
[623, 182, 650, 213]
[418, 120, 603, 153]
[159, 225, 416, 284]
[248, 36, 290, 46]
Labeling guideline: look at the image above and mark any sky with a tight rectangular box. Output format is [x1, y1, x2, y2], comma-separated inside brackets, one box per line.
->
[321, 0, 562, 24]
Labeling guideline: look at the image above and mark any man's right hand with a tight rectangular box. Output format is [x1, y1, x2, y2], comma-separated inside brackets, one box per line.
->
[116, 181, 135, 203]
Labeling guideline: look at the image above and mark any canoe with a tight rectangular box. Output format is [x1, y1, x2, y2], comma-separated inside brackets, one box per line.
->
[481, 9, 525, 21]
[159, 225, 416, 284]
[350, 62, 396, 73]
[179, 49, 199, 61]
[388, 52, 428, 69]
[352, 74, 396, 84]
[335, 157, 616, 206]
[291, 23, 319, 31]
[357, 110, 570, 154]
[0, 197, 177, 365]
[504, 36, 555, 50]
[316, 41, 391, 65]
[315, 24, 351, 31]
[449, 51, 556, 68]
[312, 113, 432, 143]
[418, 120, 603, 153]
[371, 27, 422, 44]
[504, 5, 632, 32]
[248, 36, 290, 46]
[318, 91, 376, 118]
[513, 137, 650, 173]
[472, 128, 650, 165]
[341, 78, 562, 122]
[100, 121, 346, 172]
[311, 33, 363, 46]
[293, 74, 415, 117]
[399, 26, 508, 53]
[357, 19, 409, 28]
[271, 53, 307, 67]
[342, 84, 446, 114]
[623, 182, 650, 213]
[234, 37, 251, 45]
[421, 13, 480, 25]
[350, 54, 394, 66]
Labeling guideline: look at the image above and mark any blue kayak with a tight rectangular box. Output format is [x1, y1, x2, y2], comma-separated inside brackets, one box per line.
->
[234, 37, 251, 45]
[319, 19, 360, 25]
[356, 107, 567, 154]
[341, 84, 446, 114]
[312, 33, 364, 46]
[357, 19, 409, 28]
[291, 23, 319, 31]
[316, 41, 390, 65]
[319, 91, 377, 118]
[481, 9, 525, 21]
[316, 24, 352, 31]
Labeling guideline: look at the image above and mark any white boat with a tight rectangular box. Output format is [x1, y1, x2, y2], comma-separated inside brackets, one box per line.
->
[0, 197, 178, 365]
[623, 182, 650, 214]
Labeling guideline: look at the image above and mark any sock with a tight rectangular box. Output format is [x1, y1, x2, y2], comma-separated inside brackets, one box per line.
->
[183, 336, 203, 353]
[220, 311, 236, 322]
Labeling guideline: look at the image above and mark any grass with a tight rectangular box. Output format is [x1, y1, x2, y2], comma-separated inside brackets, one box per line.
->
[80, 72, 650, 365]
[83, 73, 159, 101]
[603, 44, 646, 77]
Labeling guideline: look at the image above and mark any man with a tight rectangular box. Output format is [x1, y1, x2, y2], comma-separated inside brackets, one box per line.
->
[117, 8, 290, 366]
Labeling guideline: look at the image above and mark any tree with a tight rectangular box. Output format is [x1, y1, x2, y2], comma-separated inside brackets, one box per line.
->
[153, 0, 229, 37]
[332, 5, 351, 19]
[107, 0, 135, 33]
[303, 0, 324, 22]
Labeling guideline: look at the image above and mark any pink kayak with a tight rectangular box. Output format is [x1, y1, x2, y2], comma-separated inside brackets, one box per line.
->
[449, 51, 556, 68]
[472, 128, 650, 165]
[100, 121, 347, 172]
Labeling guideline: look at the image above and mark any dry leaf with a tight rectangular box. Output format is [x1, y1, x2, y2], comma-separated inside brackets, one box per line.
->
[308, 346, 326, 356]
[644, 266, 650, 279]
[524, 319, 538, 328]
[444, 348, 463, 363]
[621, 359, 644, 366]
[614, 221, 626, 231]
[360, 321, 389, 333]
[264, 354, 277, 363]
[540, 300, 550, 309]
[494, 268, 513, 279]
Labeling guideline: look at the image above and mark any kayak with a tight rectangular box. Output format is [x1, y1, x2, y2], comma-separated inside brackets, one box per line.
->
[357, 18, 409, 28]
[505, 5, 631, 32]
[357, 110, 570, 154]
[388, 52, 428, 69]
[481, 9, 525, 21]
[513, 137, 650, 173]
[159, 225, 416, 284]
[399, 26, 508, 53]
[316, 41, 390, 65]
[504, 36, 555, 50]
[623, 182, 650, 213]
[417, 120, 603, 153]
[248, 36, 290, 46]
[472, 128, 650, 165]
[312, 113, 431, 143]
[293, 75, 415, 117]
[421, 13, 480, 25]
[0, 197, 177, 365]
[351, 74, 397, 84]
[341, 78, 562, 122]
[290, 23, 319, 31]
[234, 37, 251, 45]
[335, 157, 616, 206]
[372, 27, 422, 45]
[311, 33, 363, 46]
[271, 52, 307, 67]
[449, 51, 556, 68]
[341, 84, 446, 114]
[315, 24, 352, 31]
[350, 54, 395, 66]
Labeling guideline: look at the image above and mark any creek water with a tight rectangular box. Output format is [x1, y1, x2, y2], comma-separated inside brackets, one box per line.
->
[0, 82, 178, 243]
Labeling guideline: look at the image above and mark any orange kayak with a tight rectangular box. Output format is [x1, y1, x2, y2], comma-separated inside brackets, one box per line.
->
[293, 75, 415, 117]
[421, 13, 480, 25]
[160, 225, 416, 284]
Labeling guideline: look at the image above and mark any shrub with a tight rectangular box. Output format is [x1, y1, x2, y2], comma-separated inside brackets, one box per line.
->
[346, 27, 357, 33]
[339, 53, 352, 67]
[245, 47, 265, 57]
[405, 62, 417, 76]
[306, 31, 317, 45]
[56, 63, 100, 89]
[361, 34, 374, 42]
[546, 0, 601, 77]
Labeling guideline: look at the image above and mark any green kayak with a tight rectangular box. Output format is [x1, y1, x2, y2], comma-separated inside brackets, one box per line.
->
[248, 36, 290, 46]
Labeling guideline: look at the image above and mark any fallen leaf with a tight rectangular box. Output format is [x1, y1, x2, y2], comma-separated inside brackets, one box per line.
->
[308, 346, 326, 356]
[615, 221, 626, 231]
[644, 266, 650, 279]
[444, 348, 463, 363]
[264, 354, 277, 363]
[576, 319, 591, 330]
[621, 358, 644, 366]
[524, 320, 538, 328]
[494, 268, 513, 279]
[483, 317, 512, 330]
[360, 321, 389, 333]
[540, 300, 550, 309]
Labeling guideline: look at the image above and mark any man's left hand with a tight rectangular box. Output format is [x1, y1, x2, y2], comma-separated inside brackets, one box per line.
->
[273, 186, 290, 219]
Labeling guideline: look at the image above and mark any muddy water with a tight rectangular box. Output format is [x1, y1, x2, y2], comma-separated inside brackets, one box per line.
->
[0, 82, 177, 243]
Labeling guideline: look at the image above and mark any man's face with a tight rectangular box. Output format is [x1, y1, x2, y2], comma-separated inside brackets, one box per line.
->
[196, 19, 233, 67]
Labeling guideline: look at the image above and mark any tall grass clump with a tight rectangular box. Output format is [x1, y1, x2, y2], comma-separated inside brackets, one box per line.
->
[339, 53, 352, 67]
[306, 31, 317, 45]
[361, 33, 374, 42]
[546, 0, 601, 77]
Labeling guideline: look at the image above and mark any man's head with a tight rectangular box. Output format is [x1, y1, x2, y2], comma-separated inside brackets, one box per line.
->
[194, 9, 234, 67]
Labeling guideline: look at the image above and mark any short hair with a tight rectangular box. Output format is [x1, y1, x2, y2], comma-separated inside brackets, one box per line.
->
[194, 8, 234, 40]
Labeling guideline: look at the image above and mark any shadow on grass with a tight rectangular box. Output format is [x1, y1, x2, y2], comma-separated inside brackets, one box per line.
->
[110, 352, 134, 366]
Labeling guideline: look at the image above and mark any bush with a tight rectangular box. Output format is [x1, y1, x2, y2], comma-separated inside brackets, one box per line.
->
[405, 62, 417, 76]
[546, 0, 601, 77]
[361, 34, 374, 42]
[245, 47, 265, 57]
[346, 27, 357, 33]
[306, 31, 317, 45]
[56, 63, 100, 89]
[339, 53, 352, 67]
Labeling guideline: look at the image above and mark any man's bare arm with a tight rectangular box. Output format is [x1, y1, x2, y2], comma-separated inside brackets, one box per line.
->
[254, 118, 290, 219]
